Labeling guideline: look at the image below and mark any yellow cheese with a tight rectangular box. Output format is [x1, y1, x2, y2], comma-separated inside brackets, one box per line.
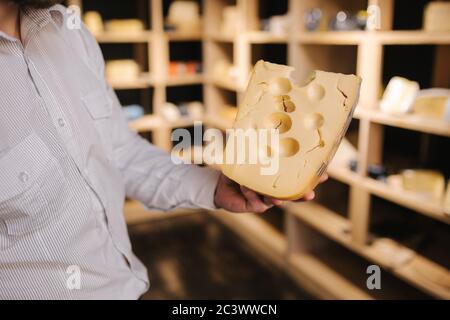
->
[84, 11, 104, 35]
[105, 60, 140, 82]
[424, 2, 450, 32]
[105, 19, 145, 34]
[221, 60, 362, 200]
[412, 89, 450, 122]
[380, 77, 419, 115]
[401, 170, 445, 201]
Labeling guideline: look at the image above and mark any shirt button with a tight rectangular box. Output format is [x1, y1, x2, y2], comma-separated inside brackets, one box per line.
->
[58, 118, 66, 127]
[19, 171, 30, 183]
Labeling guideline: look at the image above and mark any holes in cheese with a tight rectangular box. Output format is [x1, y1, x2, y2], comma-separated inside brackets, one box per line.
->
[274, 96, 296, 113]
[268, 77, 293, 96]
[279, 138, 300, 157]
[263, 113, 293, 134]
[222, 60, 362, 200]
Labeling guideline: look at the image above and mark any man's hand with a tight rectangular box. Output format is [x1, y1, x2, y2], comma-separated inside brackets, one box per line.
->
[214, 174, 328, 214]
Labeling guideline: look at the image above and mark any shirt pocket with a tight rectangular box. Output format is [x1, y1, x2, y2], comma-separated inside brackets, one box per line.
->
[82, 89, 114, 159]
[0, 133, 69, 236]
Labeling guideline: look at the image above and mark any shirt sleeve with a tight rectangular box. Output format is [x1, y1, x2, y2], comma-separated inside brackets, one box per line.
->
[79, 24, 220, 211]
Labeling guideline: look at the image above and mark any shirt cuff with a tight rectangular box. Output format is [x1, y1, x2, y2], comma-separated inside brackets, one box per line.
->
[182, 165, 221, 210]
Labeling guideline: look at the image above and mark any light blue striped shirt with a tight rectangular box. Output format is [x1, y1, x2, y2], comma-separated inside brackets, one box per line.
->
[0, 4, 219, 300]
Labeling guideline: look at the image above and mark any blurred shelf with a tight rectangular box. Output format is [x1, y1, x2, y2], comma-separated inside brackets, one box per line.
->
[376, 31, 450, 45]
[328, 165, 450, 225]
[364, 177, 449, 225]
[289, 253, 372, 300]
[128, 115, 202, 133]
[164, 74, 204, 86]
[246, 31, 289, 44]
[296, 31, 450, 46]
[108, 73, 153, 90]
[210, 77, 244, 92]
[166, 31, 203, 41]
[297, 31, 365, 45]
[284, 201, 450, 299]
[95, 31, 152, 43]
[128, 114, 163, 132]
[355, 108, 450, 138]
[205, 33, 235, 43]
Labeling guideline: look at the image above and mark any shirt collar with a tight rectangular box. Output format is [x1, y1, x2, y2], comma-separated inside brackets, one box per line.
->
[0, 4, 65, 42]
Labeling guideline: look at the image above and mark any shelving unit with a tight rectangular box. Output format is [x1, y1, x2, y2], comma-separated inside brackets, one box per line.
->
[68, 0, 450, 299]
[202, 0, 450, 299]
[68, 0, 205, 151]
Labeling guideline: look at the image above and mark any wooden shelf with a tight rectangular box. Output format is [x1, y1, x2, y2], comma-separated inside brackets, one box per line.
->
[210, 77, 244, 92]
[296, 31, 450, 46]
[355, 107, 450, 138]
[107, 73, 153, 90]
[376, 31, 450, 45]
[328, 165, 450, 225]
[297, 31, 365, 45]
[128, 114, 163, 132]
[205, 33, 235, 43]
[246, 31, 289, 44]
[166, 32, 203, 41]
[284, 202, 450, 299]
[164, 74, 204, 86]
[95, 31, 152, 43]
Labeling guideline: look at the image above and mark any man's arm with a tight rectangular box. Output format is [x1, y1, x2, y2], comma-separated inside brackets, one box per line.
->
[79, 25, 220, 211]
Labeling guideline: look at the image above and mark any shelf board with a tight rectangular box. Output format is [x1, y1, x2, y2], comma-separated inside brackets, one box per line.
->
[164, 74, 204, 86]
[95, 31, 152, 43]
[364, 177, 449, 224]
[128, 114, 163, 132]
[297, 31, 365, 45]
[376, 31, 450, 45]
[328, 165, 450, 225]
[296, 31, 450, 46]
[284, 201, 450, 299]
[165, 31, 203, 41]
[210, 78, 244, 92]
[355, 108, 450, 137]
[108, 74, 152, 90]
[246, 31, 289, 44]
[205, 33, 235, 43]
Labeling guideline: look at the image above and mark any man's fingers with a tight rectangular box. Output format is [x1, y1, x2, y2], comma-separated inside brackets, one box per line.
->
[240, 186, 272, 213]
[320, 173, 329, 183]
[264, 197, 284, 206]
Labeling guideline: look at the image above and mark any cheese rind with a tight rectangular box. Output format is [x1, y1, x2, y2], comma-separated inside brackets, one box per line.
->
[222, 60, 362, 200]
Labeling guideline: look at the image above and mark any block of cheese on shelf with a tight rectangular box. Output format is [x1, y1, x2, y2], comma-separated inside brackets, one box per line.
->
[424, 2, 450, 31]
[221, 60, 362, 200]
[167, 1, 202, 34]
[105, 19, 145, 34]
[161, 103, 181, 122]
[413, 89, 450, 123]
[380, 77, 420, 115]
[221, 6, 241, 36]
[401, 170, 445, 201]
[84, 11, 104, 35]
[444, 181, 450, 216]
[105, 60, 140, 83]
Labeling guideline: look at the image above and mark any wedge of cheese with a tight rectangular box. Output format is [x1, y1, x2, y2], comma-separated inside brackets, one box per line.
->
[221, 60, 362, 200]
